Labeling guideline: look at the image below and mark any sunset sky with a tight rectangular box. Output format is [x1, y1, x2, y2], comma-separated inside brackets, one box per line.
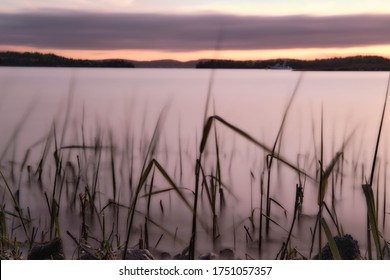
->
[1, 0, 390, 61]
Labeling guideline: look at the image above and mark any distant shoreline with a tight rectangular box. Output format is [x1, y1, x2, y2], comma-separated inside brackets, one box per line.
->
[1, 51, 390, 71]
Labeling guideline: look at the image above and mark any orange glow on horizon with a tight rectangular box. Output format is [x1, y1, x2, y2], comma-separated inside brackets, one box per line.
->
[1, 44, 390, 62]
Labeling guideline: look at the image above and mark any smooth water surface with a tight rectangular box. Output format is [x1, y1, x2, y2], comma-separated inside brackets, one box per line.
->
[0, 67, 389, 259]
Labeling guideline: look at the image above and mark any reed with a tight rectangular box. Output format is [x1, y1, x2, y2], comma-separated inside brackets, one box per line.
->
[320, 217, 341, 260]
[362, 74, 390, 259]
[0, 170, 31, 246]
[383, 164, 387, 231]
[258, 170, 264, 255]
[280, 184, 303, 259]
[2, 71, 390, 261]
[265, 74, 302, 235]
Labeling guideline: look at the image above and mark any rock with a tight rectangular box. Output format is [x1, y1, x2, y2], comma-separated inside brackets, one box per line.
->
[159, 252, 172, 260]
[121, 249, 154, 260]
[28, 238, 65, 260]
[77, 247, 114, 260]
[199, 252, 217, 260]
[313, 234, 361, 260]
[174, 253, 185, 260]
[0, 250, 21, 260]
[219, 248, 235, 260]
[78, 252, 99, 260]
[173, 248, 189, 260]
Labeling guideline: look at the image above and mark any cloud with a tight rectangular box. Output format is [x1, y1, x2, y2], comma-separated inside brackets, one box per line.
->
[1, 11, 390, 51]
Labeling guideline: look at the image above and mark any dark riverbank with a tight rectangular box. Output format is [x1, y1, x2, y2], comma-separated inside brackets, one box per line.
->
[0, 51, 135, 68]
[196, 56, 390, 71]
[1, 51, 390, 70]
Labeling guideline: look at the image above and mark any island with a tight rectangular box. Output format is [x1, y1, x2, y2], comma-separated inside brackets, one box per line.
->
[1, 51, 390, 71]
[196, 56, 390, 71]
[0, 51, 135, 68]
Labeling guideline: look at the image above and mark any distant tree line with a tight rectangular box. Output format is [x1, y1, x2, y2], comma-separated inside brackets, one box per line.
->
[196, 56, 390, 71]
[0, 52, 135, 68]
[2, 52, 390, 70]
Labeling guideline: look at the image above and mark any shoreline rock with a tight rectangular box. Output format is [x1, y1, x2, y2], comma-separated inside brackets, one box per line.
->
[313, 234, 362, 260]
[28, 238, 65, 260]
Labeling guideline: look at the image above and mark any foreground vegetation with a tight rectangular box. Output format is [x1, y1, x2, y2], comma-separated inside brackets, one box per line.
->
[0, 73, 390, 260]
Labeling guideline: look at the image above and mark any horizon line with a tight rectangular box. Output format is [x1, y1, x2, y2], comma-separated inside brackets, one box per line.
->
[2, 50, 390, 63]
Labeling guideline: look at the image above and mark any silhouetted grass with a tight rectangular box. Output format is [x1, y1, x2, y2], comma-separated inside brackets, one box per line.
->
[1, 72, 390, 261]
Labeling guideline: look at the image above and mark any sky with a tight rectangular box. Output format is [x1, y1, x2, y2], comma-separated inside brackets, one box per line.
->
[1, 0, 390, 61]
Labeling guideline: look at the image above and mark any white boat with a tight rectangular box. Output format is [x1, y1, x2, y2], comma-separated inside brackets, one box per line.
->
[268, 61, 292, 70]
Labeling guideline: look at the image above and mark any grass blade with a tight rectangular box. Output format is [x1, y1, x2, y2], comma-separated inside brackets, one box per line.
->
[362, 184, 383, 259]
[320, 218, 341, 260]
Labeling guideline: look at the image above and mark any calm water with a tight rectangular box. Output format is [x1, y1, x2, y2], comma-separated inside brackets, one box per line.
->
[0, 67, 389, 259]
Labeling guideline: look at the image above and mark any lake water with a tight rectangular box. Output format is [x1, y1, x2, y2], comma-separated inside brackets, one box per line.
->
[0, 67, 389, 259]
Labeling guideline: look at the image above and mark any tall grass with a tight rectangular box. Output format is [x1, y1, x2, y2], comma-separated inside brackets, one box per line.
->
[361, 74, 390, 259]
[265, 73, 302, 236]
[1, 71, 390, 261]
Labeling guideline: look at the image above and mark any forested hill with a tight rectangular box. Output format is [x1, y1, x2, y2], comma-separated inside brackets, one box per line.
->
[196, 56, 390, 71]
[2, 52, 390, 70]
[0, 52, 135, 68]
